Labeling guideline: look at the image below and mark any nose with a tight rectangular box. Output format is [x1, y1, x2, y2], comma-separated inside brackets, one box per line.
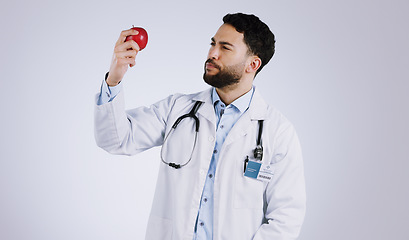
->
[208, 46, 219, 60]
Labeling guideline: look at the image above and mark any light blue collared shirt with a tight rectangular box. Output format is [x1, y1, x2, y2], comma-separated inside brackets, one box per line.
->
[97, 80, 122, 105]
[193, 87, 254, 240]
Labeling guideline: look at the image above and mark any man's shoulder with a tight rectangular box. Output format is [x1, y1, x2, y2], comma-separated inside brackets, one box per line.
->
[167, 88, 212, 105]
[252, 89, 295, 130]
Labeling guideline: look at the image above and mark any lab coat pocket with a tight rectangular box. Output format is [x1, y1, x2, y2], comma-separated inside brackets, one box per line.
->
[233, 162, 266, 209]
[145, 215, 173, 240]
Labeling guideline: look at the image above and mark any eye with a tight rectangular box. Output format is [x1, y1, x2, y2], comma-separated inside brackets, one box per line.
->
[222, 46, 231, 51]
[210, 42, 216, 46]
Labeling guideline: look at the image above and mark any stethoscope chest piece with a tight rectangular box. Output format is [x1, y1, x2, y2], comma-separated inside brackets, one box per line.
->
[253, 145, 263, 161]
[254, 120, 264, 161]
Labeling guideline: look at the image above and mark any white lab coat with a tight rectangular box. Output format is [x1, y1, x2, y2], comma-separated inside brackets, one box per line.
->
[94, 87, 306, 240]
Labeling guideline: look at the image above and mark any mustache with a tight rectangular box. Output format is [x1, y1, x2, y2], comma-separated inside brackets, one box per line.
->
[205, 59, 221, 70]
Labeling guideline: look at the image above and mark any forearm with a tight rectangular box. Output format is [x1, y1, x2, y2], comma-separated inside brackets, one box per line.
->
[94, 89, 180, 156]
[94, 90, 139, 155]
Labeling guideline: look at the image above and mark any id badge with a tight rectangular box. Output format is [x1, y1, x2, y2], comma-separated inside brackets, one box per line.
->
[244, 159, 274, 183]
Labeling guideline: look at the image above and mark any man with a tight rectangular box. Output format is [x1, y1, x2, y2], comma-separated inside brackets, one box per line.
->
[95, 13, 306, 240]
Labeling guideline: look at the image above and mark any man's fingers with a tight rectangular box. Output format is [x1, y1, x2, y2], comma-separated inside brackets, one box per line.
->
[114, 40, 140, 53]
[116, 57, 136, 67]
[107, 28, 142, 84]
[115, 29, 139, 46]
[116, 49, 138, 59]
[128, 40, 141, 52]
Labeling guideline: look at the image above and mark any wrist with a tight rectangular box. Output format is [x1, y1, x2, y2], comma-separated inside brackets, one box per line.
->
[105, 72, 120, 86]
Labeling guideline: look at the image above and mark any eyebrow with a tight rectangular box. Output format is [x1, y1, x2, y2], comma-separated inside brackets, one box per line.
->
[211, 37, 234, 47]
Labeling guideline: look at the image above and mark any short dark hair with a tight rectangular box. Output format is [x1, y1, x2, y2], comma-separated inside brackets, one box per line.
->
[223, 13, 275, 74]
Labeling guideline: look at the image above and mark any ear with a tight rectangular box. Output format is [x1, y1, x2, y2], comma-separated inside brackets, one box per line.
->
[246, 56, 262, 73]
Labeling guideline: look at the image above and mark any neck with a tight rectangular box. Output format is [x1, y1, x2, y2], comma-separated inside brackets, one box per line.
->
[215, 78, 253, 105]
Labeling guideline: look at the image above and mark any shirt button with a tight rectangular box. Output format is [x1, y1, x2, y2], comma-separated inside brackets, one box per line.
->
[200, 222, 204, 226]
[208, 174, 213, 178]
[203, 198, 208, 202]
[220, 125, 224, 129]
[221, 104, 225, 108]
[213, 149, 218, 154]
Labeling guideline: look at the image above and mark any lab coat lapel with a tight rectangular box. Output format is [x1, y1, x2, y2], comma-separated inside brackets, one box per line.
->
[223, 88, 268, 146]
[192, 88, 216, 127]
[248, 88, 269, 121]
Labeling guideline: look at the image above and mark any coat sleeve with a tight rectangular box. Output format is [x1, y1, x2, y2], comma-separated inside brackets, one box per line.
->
[94, 90, 178, 156]
[253, 122, 306, 240]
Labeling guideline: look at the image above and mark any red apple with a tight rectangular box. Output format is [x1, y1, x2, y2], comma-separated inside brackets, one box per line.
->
[125, 27, 148, 50]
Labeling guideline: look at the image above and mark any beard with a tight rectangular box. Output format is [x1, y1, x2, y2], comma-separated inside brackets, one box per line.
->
[203, 59, 244, 89]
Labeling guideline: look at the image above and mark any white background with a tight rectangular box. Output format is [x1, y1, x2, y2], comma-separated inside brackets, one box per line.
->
[1, 0, 408, 239]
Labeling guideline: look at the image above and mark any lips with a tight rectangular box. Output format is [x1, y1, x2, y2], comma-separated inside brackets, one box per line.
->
[206, 63, 216, 69]
[205, 59, 221, 70]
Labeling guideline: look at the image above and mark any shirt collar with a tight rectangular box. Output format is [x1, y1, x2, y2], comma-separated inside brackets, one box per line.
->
[211, 87, 254, 113]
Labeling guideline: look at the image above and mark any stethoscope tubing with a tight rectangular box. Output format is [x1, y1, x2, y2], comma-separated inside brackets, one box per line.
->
[161, 101, 203, 169]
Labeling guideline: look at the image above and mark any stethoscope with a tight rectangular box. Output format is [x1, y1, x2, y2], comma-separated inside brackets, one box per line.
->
[244, 120, 263, 173]
[161, 101, 203, 169]
[161, 101, 264, 169]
